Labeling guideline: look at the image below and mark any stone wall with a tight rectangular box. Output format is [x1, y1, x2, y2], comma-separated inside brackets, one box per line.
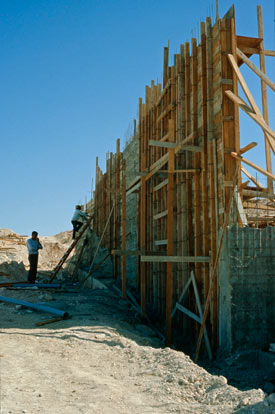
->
[219, 225, 275, 353]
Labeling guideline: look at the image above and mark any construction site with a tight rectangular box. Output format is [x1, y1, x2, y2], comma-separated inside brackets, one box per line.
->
[0, 1, 275, 413]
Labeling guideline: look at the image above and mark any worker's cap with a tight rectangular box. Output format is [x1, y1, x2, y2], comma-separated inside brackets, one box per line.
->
[75, 205, 82, 210]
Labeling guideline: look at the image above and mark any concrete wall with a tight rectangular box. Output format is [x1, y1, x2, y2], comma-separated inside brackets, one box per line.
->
[123, 136, 139, 289]
[219, 224, 275, 353]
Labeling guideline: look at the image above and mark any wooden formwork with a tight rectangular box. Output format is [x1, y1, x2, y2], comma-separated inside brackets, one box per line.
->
[91, 5, 275, 356]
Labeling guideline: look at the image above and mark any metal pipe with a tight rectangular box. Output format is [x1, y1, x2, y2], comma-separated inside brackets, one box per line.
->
[0, 282, 61, 288]
[12, 283, 61, 289]
[0, 296, 69, 319]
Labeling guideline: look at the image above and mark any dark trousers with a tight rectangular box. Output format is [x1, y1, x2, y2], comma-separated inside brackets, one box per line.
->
[28, 254, 38, 283]
[71, 220, 83, 239]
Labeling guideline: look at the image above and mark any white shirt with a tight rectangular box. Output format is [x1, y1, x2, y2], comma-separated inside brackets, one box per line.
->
[71, 209, 87, 222]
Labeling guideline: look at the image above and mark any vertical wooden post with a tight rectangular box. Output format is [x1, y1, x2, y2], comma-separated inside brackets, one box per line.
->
[121, 158, 127, 299]
[139, 97, 147, 319]
[257, 5, 273, 193]
[201, 22, 210, 301]
[166, 119, 175, 346]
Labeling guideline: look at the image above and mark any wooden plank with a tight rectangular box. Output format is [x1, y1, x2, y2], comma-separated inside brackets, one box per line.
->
[161, 169, 200, 173]
[181, 145, 203, 153]
[201, 20, 210, 303]
[247, 216, 275, 222]
[225, 91, 275, 155]
[264, 50, 275, 57]
[156, 102, 175, 123]
[241, 166, 265, 189]
[227, 53, 261, 117]
[236, 48, 275, 92]
[176, 303, 201, 324]
[234, 186, 248, 226]
[231, 152, 275, 181]
[153, 209, 168, 220]
[156, 79, 171, 106]
[149, 140, 177, 148]
[257, 5, 273, 193]
[126, 182, 141, 196]
[112, 250, 140, 256]
[239, 142, 257, 155]
[190, 271, 212, 360]
[194, 166, 240, 362]
[141, 256, 211, 263]
[121, 159, 127, 299]
[50, 216, 93, 281]
[243, 189, 275, 200]
[153, 179, 168, 192]
[243, 202, 275, 211]
[126, 175, 141, 192]
[166, 120, 175, 346]
[240, 180, 250, 189]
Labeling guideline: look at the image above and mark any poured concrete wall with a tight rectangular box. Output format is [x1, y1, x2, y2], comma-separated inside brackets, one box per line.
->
[123, 136, 139, 289]
[219, 225, 275, 353]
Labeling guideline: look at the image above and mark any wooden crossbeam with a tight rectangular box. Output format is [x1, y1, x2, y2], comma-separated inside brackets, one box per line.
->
[171, 271, 212, 360]
[264, 50, 275, 57]
[239, 142, 257, 154]
[240, 180, 250, 189]
[126, 182, 140, 196]
[225, 91, 275, 155]
[181, 145, 203, 153]
[227, 53, 261, 117]
[153, 179, 168, 191]
[140, 256, 211, 263]
[126, 175, 141, 192]
[231, 152, 275, 181]
[243, 189, 275, 200]
[241, 166, 265, 189]
[236, 48, 275, 92]
[149, 140, 177, 148]
[247, 216, 275, 222]
[153, 210, 168, 220]
[243, 201, 275, 211]
[111, 250, 140, 256]
[154, 240, 168, 246]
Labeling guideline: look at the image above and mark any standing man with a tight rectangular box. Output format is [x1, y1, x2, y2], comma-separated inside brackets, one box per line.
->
[71, 205, 87, 239]
[26, 231, 43, 284]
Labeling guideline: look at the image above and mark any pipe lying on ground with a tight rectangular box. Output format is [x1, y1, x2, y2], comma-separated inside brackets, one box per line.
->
[0, 282, 61, 288]
[0, 296, 69, 319]
[13, 283, 61, 289]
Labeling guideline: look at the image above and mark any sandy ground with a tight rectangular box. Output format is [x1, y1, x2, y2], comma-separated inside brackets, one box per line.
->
[0, 284, 274, 414]
[0, 229, 274, 413]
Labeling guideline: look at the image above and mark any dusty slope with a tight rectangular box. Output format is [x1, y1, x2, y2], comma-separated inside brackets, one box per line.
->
[0, 284, 274, 414]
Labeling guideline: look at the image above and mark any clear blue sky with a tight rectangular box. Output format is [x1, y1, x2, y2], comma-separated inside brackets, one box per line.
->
[1, 0, 274, 236]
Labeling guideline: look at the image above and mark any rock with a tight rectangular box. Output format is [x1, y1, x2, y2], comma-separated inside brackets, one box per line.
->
[268, 393, 275, 404]
[92, 278, 108, 290]
[15, 305, 23, 310]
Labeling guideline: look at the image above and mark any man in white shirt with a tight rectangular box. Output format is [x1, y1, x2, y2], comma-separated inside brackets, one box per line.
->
[71, 205, 87, 239]
[26, 231, 43, 283]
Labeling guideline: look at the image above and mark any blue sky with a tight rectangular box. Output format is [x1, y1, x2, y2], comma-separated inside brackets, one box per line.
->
[1, 0, 274, 236]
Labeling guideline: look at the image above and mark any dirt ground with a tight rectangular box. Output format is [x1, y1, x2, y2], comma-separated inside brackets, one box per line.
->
[0, 229, 274, 413]
[0, 282, 274, 414]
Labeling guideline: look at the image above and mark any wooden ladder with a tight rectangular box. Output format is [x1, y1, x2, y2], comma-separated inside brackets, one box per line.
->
[49, 216, 93, 282]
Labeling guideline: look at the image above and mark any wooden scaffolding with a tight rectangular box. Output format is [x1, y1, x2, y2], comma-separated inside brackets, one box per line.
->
[91, 5, 275, 357]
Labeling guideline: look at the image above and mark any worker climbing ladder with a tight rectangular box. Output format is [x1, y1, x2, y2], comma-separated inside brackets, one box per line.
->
[49, 216, 93, 282]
